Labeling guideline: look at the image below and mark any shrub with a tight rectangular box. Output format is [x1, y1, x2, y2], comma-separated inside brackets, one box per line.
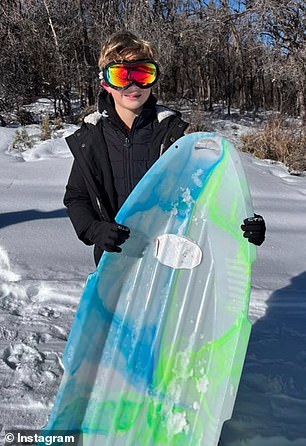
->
[40, 115, 64, 140]
[52, 116, 64, 130]
[241, 116, 306, 174]
[40, 115, 52, 141]
[12, 128, 34, 152]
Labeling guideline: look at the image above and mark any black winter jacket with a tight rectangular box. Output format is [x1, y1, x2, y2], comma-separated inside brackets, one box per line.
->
[63, 91, 188, 264]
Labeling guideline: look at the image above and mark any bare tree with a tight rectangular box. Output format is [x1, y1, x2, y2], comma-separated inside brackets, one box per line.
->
[0, 0, 304, 120]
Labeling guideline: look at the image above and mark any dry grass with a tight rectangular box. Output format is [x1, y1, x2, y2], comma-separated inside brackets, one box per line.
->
[241, 116, 306, 174]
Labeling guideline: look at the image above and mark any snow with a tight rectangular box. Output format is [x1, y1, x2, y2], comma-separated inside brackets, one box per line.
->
[0, 121, 306, 445]
[0, 126, 94, 432]
[167, 410, 189, 436]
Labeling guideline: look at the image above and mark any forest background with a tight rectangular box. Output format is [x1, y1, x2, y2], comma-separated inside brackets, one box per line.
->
[0, 0, 305, 169]
[1, 0, 305, 118]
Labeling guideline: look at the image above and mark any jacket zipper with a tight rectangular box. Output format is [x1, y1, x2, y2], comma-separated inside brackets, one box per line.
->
[124, 136, 133, 194]
[124, 117, 138, 195]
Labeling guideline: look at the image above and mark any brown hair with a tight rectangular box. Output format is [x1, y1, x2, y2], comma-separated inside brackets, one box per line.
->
[98, 31, 158, 69]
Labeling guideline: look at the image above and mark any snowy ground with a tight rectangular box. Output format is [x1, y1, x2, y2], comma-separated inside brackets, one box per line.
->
[0, 118, 306, 445]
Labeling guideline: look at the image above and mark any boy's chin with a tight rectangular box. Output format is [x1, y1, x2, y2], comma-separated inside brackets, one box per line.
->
[123, 98, 147, 111]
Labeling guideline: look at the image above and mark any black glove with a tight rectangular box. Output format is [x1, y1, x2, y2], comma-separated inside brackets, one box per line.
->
[241, 214, 266, 246]
[89, 220, 130, 253]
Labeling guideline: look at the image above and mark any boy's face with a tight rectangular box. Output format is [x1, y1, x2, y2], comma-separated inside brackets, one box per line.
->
[103, 83, 151, 114]
[101, 59, 159, 115]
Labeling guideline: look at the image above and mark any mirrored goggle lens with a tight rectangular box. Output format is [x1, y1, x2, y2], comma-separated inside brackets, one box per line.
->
[105, 62, 158, 89]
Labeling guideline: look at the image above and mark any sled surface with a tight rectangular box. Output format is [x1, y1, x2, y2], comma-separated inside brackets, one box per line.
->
[44, 133, 256, 446]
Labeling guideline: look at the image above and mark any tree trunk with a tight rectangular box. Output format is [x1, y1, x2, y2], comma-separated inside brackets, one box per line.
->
[297, 87, 306, 123]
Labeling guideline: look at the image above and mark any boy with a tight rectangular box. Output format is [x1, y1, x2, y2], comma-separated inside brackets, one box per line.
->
[64, 31, 265, 266]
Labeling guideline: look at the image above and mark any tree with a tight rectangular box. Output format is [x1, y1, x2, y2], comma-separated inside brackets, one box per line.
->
[0, 0, 304, 120]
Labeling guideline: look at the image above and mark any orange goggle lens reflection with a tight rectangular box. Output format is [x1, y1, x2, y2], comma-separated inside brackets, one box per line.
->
[103, 61, 159, 90]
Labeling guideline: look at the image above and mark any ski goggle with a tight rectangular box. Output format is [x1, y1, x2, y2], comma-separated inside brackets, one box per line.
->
[101, 60, 160, 90]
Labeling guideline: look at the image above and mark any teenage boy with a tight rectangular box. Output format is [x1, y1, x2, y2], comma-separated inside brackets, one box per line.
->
[64, 31, 265, 266]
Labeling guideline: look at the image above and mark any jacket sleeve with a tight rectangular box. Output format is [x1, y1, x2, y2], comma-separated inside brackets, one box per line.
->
[63, 160, 99, 246]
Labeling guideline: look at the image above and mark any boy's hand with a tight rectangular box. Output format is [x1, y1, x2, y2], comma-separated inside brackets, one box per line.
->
[241, 214, 266, 246]
[91, 221, 130, 253]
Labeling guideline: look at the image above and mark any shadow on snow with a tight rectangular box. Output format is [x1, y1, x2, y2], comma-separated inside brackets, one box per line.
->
[0, 208, 67, 229]
[221, 271, 306, 444]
